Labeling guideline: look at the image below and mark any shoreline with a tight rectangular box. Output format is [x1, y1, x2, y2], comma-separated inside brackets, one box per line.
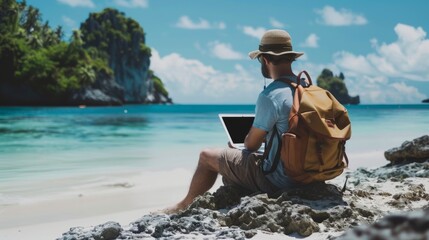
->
[0, 150, 388, 203]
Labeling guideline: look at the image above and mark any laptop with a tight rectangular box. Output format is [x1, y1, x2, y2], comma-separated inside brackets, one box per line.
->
[219, 114, 263, 151]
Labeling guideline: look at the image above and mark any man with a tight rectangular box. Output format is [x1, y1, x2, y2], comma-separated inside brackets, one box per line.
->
[165, 29, 304, 213]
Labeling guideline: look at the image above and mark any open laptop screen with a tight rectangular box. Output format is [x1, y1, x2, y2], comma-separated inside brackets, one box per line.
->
[219, 114, 255, 144]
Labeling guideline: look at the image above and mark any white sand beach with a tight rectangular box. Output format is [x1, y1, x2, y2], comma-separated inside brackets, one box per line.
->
[0, 168, 215, 240]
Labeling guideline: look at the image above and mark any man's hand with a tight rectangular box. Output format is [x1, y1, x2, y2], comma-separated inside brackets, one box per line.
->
[244, 127, 267, 152]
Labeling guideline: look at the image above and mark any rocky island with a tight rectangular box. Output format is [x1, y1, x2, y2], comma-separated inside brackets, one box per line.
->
[317, 69, 360, 105]
[58, 135, 428, 239]
[0, 1, 171, 106]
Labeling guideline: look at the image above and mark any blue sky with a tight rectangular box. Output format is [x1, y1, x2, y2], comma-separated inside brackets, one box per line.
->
[26, 0, 429, 104]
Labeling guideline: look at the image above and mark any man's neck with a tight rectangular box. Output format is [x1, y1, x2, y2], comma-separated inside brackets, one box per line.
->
[268, 62, 294, 80]
[271, 69, 295, 80]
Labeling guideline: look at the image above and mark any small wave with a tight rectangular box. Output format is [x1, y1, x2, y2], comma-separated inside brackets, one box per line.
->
[75, 116, 148, 127]
[0, 193, 22, 206]
[104, 182, 134, 188]
[0, 127, 62, 136]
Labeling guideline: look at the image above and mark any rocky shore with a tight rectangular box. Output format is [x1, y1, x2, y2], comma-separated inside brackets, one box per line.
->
[58, 136, 429, 240]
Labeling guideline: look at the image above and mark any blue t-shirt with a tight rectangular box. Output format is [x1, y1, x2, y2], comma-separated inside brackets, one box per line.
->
[252, 77, 296, 189]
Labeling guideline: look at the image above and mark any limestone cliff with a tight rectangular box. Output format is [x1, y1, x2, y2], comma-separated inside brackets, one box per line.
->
[80, 8, 171, 104]
[317, 69, 360, 105]
[0, 1, 171, 106]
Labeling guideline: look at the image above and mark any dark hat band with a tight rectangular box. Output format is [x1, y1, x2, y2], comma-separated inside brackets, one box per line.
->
[259, 44, 292, 53]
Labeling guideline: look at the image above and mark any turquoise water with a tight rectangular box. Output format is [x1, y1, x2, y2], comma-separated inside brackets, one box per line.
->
[0, 104, 428, 202]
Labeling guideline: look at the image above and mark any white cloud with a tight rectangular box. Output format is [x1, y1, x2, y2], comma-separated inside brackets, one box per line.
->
[300, 33, 319, 48]
[150, 49, 261, 103]
[62, 16, 77, 29]
[243, 26, 266, 39]
[333, 51, 377, 74]
[316, 5, 367, 26]
[370, 24, 429, 80]
[333, 23, 429, 103]
[336, 23, 429, 81]
[175, 16, 225, 30]
[57, 0, 95, 8]
[114, 0, 148, 8]
[209, 41, 244, 60]
[348, 77, 425, 103]
[270, 18, 284, 28]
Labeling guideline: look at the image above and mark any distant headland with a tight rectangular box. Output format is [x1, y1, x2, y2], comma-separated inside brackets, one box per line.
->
[0, 1, 171, 106]
[316, 69, 360, 105]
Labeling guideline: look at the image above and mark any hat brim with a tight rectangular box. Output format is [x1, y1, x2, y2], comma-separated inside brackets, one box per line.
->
[248, 50, 304, 60]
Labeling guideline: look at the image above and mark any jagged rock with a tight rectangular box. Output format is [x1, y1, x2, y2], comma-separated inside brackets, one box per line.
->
[58, 221, 122, 240]
[422, 99, 429, 103]
[69, 88, 122, 106]
[67, 67, 125, 106]
[353, 160, 429, 181]
[335, 209, 429, 240]
[384, 135, 429, 164]
[93, 221, 122, 240]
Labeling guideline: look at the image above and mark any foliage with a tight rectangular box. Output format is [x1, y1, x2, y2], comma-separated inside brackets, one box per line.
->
[0, 33, 29, 82]
[13, 43, 96, 94]
[0, 0, 21, 34]
[80, 8, 151, 62]
[152, 75, 169, 97]
[0, 0, 110, 96]
[317, 69, 348, 96]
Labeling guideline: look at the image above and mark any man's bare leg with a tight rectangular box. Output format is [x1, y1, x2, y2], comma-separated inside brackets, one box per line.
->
[163, 148, 221, 213]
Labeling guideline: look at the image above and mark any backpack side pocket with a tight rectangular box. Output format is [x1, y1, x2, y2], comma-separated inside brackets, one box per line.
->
[282, 133, 298, 175]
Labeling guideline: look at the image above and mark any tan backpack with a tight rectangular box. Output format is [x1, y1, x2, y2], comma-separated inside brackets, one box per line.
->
[264, 70, 352, 184]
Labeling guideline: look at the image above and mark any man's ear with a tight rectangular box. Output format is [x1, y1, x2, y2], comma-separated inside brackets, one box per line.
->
[262, 56, 268, 64]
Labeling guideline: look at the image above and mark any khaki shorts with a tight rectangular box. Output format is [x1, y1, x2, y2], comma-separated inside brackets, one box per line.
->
[218, 148, 279, 194]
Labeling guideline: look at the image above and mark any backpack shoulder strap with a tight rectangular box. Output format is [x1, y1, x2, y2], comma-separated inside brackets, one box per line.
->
[262, 125, 282, 175]
[278, 70, 313, 87]
[296, 70, 313, 86]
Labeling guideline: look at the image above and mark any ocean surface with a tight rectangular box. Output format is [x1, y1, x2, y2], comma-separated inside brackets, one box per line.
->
[0, 104, 428, 204]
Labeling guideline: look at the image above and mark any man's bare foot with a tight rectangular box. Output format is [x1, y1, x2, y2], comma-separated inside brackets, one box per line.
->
[155, 202, 188, 215]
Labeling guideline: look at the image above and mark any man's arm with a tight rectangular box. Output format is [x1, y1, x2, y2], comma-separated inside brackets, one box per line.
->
[244, 127, 267, 152]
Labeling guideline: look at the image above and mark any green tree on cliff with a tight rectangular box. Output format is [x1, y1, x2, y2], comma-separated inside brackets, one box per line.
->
[80, 8, 151, 63]
[0, 0, 21, 34]
[0, 0, 107, 98]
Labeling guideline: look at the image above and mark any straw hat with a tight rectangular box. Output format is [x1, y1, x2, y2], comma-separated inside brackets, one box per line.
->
[249, 29, 304, 60]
